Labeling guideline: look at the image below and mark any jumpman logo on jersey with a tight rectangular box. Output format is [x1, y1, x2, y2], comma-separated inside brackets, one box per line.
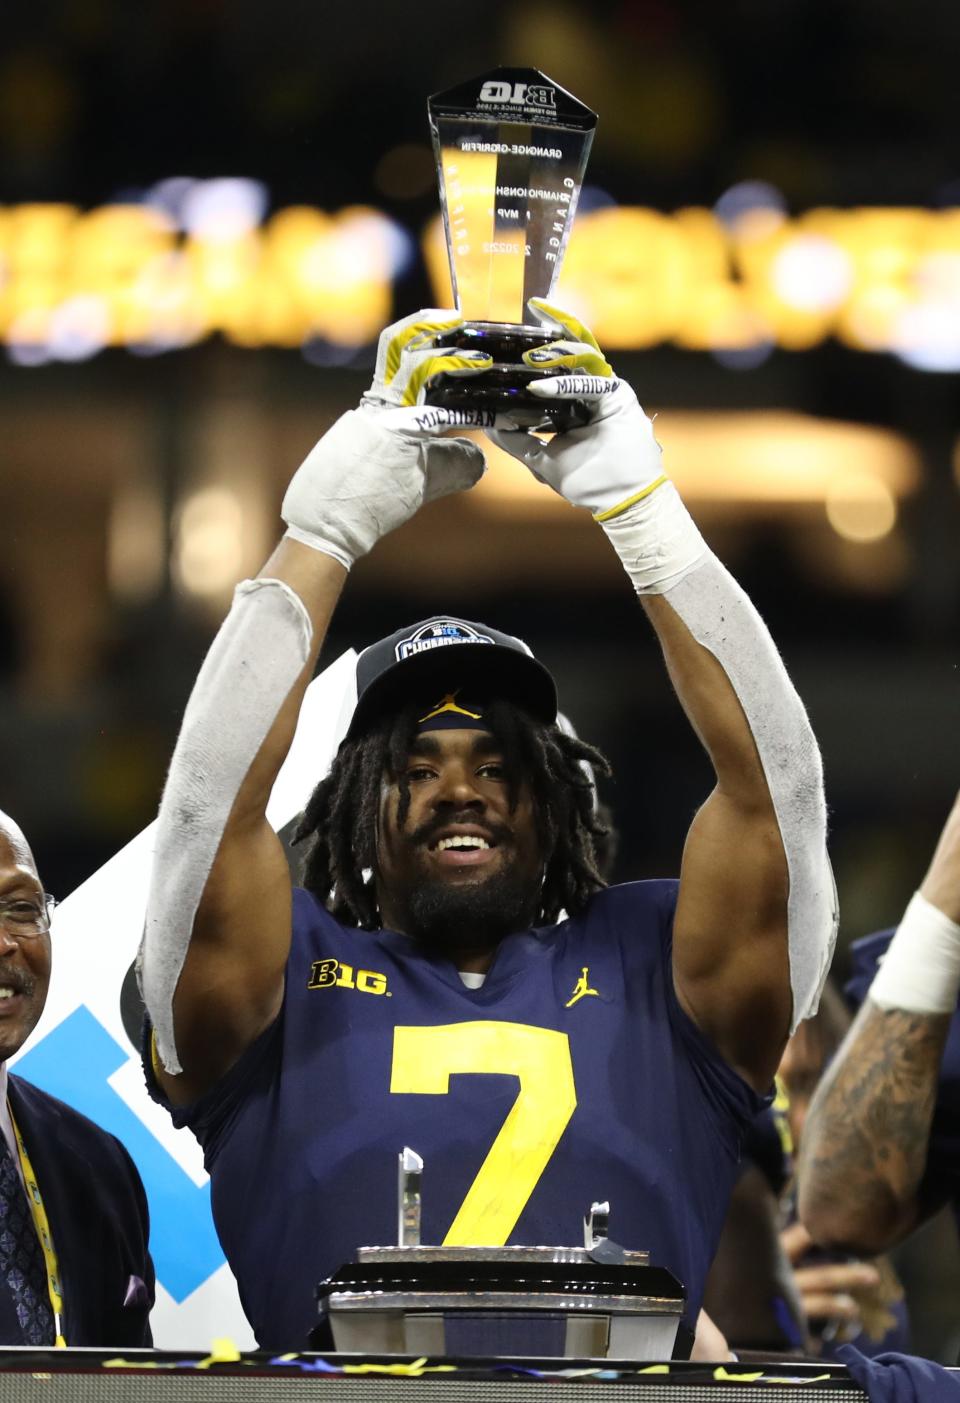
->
[565, 967, 600, 1008]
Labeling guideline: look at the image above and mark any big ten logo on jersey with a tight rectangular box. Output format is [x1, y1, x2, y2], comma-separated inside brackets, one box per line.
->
[479, 81, 556, 110]
[307, 958, 390, 996]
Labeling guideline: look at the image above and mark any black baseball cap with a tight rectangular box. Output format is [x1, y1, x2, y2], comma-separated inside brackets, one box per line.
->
[346, 616, 558, 741]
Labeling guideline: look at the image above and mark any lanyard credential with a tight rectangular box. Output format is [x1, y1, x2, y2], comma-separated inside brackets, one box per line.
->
[9, 1107, 66, 1347]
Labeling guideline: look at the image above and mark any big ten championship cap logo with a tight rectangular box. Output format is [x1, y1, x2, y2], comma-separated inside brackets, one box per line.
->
[396, 620, 495, 661]
[478, 80, 556, 110]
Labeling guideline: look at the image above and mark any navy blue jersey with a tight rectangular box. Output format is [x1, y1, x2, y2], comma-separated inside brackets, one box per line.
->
[147, 879, 765, 1348]
[846, 931, 960, 1219]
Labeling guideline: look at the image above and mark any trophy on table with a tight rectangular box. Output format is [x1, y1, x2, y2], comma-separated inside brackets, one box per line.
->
[424, 67, 597, 430]
[314, 1149, 687, 1359]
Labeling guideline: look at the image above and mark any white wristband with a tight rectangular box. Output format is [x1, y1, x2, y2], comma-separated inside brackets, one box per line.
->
[869, 890, 960, 1015]
[597, 480, 707, 594]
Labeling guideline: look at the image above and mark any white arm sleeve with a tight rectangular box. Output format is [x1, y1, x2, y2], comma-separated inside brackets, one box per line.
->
[138, 577, 313, 1074]
[665, 555, 836, 1029]
[602, 497, 837, 1031]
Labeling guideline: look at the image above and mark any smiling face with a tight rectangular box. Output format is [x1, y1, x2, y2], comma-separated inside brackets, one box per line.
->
[374, 727, 544, 968]
[0, 812, 51, 1063]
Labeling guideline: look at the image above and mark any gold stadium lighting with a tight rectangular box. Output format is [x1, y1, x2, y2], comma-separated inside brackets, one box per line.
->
[824, 473, 898, 543]
[3, 195, 960, 360]
[172, 486, 245, 598]
[0, 199, 405, 354]
[107, 476, 166, 604]
[424, 206, 960, 356]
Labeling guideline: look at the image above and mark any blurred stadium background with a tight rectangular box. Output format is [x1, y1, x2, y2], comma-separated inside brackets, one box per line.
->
[1, 0, 959, 1357]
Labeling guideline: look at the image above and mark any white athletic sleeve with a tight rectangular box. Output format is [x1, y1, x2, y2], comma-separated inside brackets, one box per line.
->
[138, 577, 313, 1073]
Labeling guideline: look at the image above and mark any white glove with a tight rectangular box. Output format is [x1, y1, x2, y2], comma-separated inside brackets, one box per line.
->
[282, 310, 491, 569]
[487, 298, 666, 520]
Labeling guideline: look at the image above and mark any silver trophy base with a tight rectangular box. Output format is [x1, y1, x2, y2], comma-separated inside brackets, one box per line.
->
[316, 1244, 684, 1361]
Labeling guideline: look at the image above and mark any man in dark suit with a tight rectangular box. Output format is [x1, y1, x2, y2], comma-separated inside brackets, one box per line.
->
[0, 808, 153, 1347]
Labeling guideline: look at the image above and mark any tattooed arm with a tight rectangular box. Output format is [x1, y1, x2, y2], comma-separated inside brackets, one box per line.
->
[796, 999, 950, 1253]
[799, 794, 960, 1253]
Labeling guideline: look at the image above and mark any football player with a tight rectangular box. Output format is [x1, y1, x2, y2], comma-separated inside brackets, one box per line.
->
[139, 304, 836, 1348]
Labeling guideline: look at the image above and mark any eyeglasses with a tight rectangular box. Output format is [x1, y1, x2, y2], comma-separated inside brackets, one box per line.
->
[0, 894, 57, 939]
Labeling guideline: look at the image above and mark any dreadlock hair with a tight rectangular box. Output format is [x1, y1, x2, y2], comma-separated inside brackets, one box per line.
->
[291, 697, 612, 931]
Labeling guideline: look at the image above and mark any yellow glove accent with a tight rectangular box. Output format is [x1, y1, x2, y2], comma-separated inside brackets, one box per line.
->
[523, 298, 614, 378]
[402, 351, 493, 406]
[385, 314, 462, 383]
[529, 298, 605, 351]
[592, 475, 669, 522]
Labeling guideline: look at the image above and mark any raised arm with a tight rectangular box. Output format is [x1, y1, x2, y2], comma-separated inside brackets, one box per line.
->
[491, 302, 836, 1091]
[639, 587, 815, 1088]
[797, 793, 960, 1253]
[140, 312, 488, 1104]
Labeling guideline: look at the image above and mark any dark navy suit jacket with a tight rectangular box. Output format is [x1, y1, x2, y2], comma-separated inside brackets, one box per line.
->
[7, 1073, 154, 1347]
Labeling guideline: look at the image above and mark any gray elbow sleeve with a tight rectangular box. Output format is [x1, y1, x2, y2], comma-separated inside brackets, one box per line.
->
[138, 578, 313, 1074]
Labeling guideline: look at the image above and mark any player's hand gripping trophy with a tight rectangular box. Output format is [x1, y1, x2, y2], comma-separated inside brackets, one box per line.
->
[357, 70, 664, 531]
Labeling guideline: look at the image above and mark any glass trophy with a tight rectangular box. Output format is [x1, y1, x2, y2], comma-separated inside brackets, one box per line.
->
[425, 68, 597, 429]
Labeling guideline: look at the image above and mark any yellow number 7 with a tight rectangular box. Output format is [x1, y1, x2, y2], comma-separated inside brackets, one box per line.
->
[391, 1021, 577, 1245]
